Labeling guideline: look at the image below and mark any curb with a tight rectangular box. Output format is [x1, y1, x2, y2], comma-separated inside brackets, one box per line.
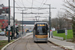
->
[48, 40, 72, 50]
[1, 37, 21, 50]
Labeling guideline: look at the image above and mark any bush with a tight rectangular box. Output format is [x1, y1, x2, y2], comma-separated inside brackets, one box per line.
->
[57, 29, 65, 33]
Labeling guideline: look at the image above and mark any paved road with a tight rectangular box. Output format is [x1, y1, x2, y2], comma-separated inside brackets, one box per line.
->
[5, 34, 65, 50]
[0, 36, 8, 40]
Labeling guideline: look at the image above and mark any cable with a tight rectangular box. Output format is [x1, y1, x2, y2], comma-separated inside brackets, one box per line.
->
[40, 0, 44, 7]
[31, 0, 34, 12]
[16, 0, 26, 10]
[40, 0, 48, 7]
[34, 0, 42, 3]
[44, 0, 47, 4]
[21, 0, 26, 10]
[15, 1, 21, 10]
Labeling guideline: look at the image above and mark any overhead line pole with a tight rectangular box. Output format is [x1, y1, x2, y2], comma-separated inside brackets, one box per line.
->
[13, 0, 15, 39]
[49, 4, 51, 38]
[22, 10, 23, 34]
[44, 4, 51, 38]
[8, 0, 10, 42]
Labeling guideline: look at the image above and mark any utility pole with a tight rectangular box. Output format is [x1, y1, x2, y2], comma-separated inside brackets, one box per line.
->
[35, 16, 37, 21]
[49, 5, 51, 38]
[44, 4, 51, 38]
[44, 4, 56, 38]
[22, 10, 24, 34]
[13, 0, 15, 39]
[8, 0, 10, 42]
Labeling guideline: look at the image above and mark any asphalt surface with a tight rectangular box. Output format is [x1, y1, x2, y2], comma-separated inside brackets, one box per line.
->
[5, 34, 65, 50]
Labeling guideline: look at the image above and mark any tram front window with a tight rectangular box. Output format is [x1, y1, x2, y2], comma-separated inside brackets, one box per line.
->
[37, 26, 47, 35]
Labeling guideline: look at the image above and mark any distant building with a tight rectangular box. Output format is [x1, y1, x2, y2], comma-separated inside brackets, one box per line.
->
[0, 4, 9, 16]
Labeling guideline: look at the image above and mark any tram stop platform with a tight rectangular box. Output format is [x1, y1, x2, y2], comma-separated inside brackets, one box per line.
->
[48, 37, 75, 50]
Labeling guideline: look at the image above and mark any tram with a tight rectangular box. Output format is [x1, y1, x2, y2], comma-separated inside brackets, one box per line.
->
[33, 22, 48, 42]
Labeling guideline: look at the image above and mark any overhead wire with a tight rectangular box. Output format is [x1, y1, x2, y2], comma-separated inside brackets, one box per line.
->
[34, 0, 42, 4]
[21, 0, 26, 10]
[40, 0, 45, 7]
[31, 0, 34, 12]
[40, 0, 48, 7]
[37, 0, 45, 17]
[15, 1, 21, 10]
[39, 0, 48, 20]
[44, 0, 47, 4]
[15, 0, 26, 11]
[31, 0, 34, 18]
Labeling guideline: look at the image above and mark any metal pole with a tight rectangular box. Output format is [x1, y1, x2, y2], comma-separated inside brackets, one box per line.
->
[35, 16, 37, 22]
[13, 0, 15, 39]
[49, 4, 51, 38]
[8, 0, 10, 42]
[22, 10, 23, 34]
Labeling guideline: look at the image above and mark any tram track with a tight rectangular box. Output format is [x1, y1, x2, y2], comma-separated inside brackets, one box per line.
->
[12, 35, 31, 50]
[12, 39, 22, 50]
[36, 43, 44, 50]
[5, 34, 66, 50]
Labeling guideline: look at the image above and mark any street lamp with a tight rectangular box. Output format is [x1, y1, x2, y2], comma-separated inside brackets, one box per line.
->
[44, 3, 56, 38]
[13, 0, 15, 39]
[21, 10, 26, 35]
[44, 4, 51, 38]
[22, 10, 24, 34]
[8, 0, 10, 42]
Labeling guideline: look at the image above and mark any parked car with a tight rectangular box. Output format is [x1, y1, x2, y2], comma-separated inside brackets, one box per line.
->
[0, 31, 5, 36]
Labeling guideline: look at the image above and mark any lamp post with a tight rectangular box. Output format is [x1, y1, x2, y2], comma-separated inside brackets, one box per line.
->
[44, 4, 51, 38]
[22, 10, 24, 34]
[44, 4, 56, 38]
[8, 0, 10, 42]
[13, 0, 15, 39]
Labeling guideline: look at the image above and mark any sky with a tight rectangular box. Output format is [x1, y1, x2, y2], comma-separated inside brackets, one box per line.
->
[0, 0, 64, 21]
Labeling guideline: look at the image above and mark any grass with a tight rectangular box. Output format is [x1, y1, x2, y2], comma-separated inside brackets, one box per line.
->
[0, 40, 14, 50]
[53, 30, 73, 40]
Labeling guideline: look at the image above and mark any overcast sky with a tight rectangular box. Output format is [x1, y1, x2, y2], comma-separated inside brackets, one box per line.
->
[0, 0, 64, 21]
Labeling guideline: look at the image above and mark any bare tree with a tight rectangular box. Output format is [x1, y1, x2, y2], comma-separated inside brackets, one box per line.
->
[63, 0, 75, 41]
[51, 11, 72, 30]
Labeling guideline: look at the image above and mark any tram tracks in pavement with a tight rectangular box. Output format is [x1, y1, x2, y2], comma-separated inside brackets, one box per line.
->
[12, 35, 31, 50]
[36, 43, 45, 50]
[12, 39, 22, 50]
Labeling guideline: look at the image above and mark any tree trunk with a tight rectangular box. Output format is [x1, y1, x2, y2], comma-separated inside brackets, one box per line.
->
[72, 21, 75, 42]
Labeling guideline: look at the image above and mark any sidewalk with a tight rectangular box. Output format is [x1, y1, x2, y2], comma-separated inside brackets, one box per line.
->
[48, 37, 75, 50]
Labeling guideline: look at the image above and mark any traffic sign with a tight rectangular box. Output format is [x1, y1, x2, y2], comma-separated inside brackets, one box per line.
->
[65, 30, 67, 35]
[8, 25, 11, 30]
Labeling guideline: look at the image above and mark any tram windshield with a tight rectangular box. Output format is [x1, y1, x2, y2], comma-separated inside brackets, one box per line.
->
[36, 24, 48, 35]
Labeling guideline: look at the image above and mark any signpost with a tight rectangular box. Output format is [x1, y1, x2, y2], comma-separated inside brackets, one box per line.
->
[65, 29, 67, 41]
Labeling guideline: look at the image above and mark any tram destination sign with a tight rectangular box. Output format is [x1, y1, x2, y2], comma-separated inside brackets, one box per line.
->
[37, 24, 46, 26]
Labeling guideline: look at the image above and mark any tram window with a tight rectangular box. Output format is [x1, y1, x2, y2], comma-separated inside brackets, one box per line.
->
[42, 26, 46, 33]
[37, 26, 47, 35]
